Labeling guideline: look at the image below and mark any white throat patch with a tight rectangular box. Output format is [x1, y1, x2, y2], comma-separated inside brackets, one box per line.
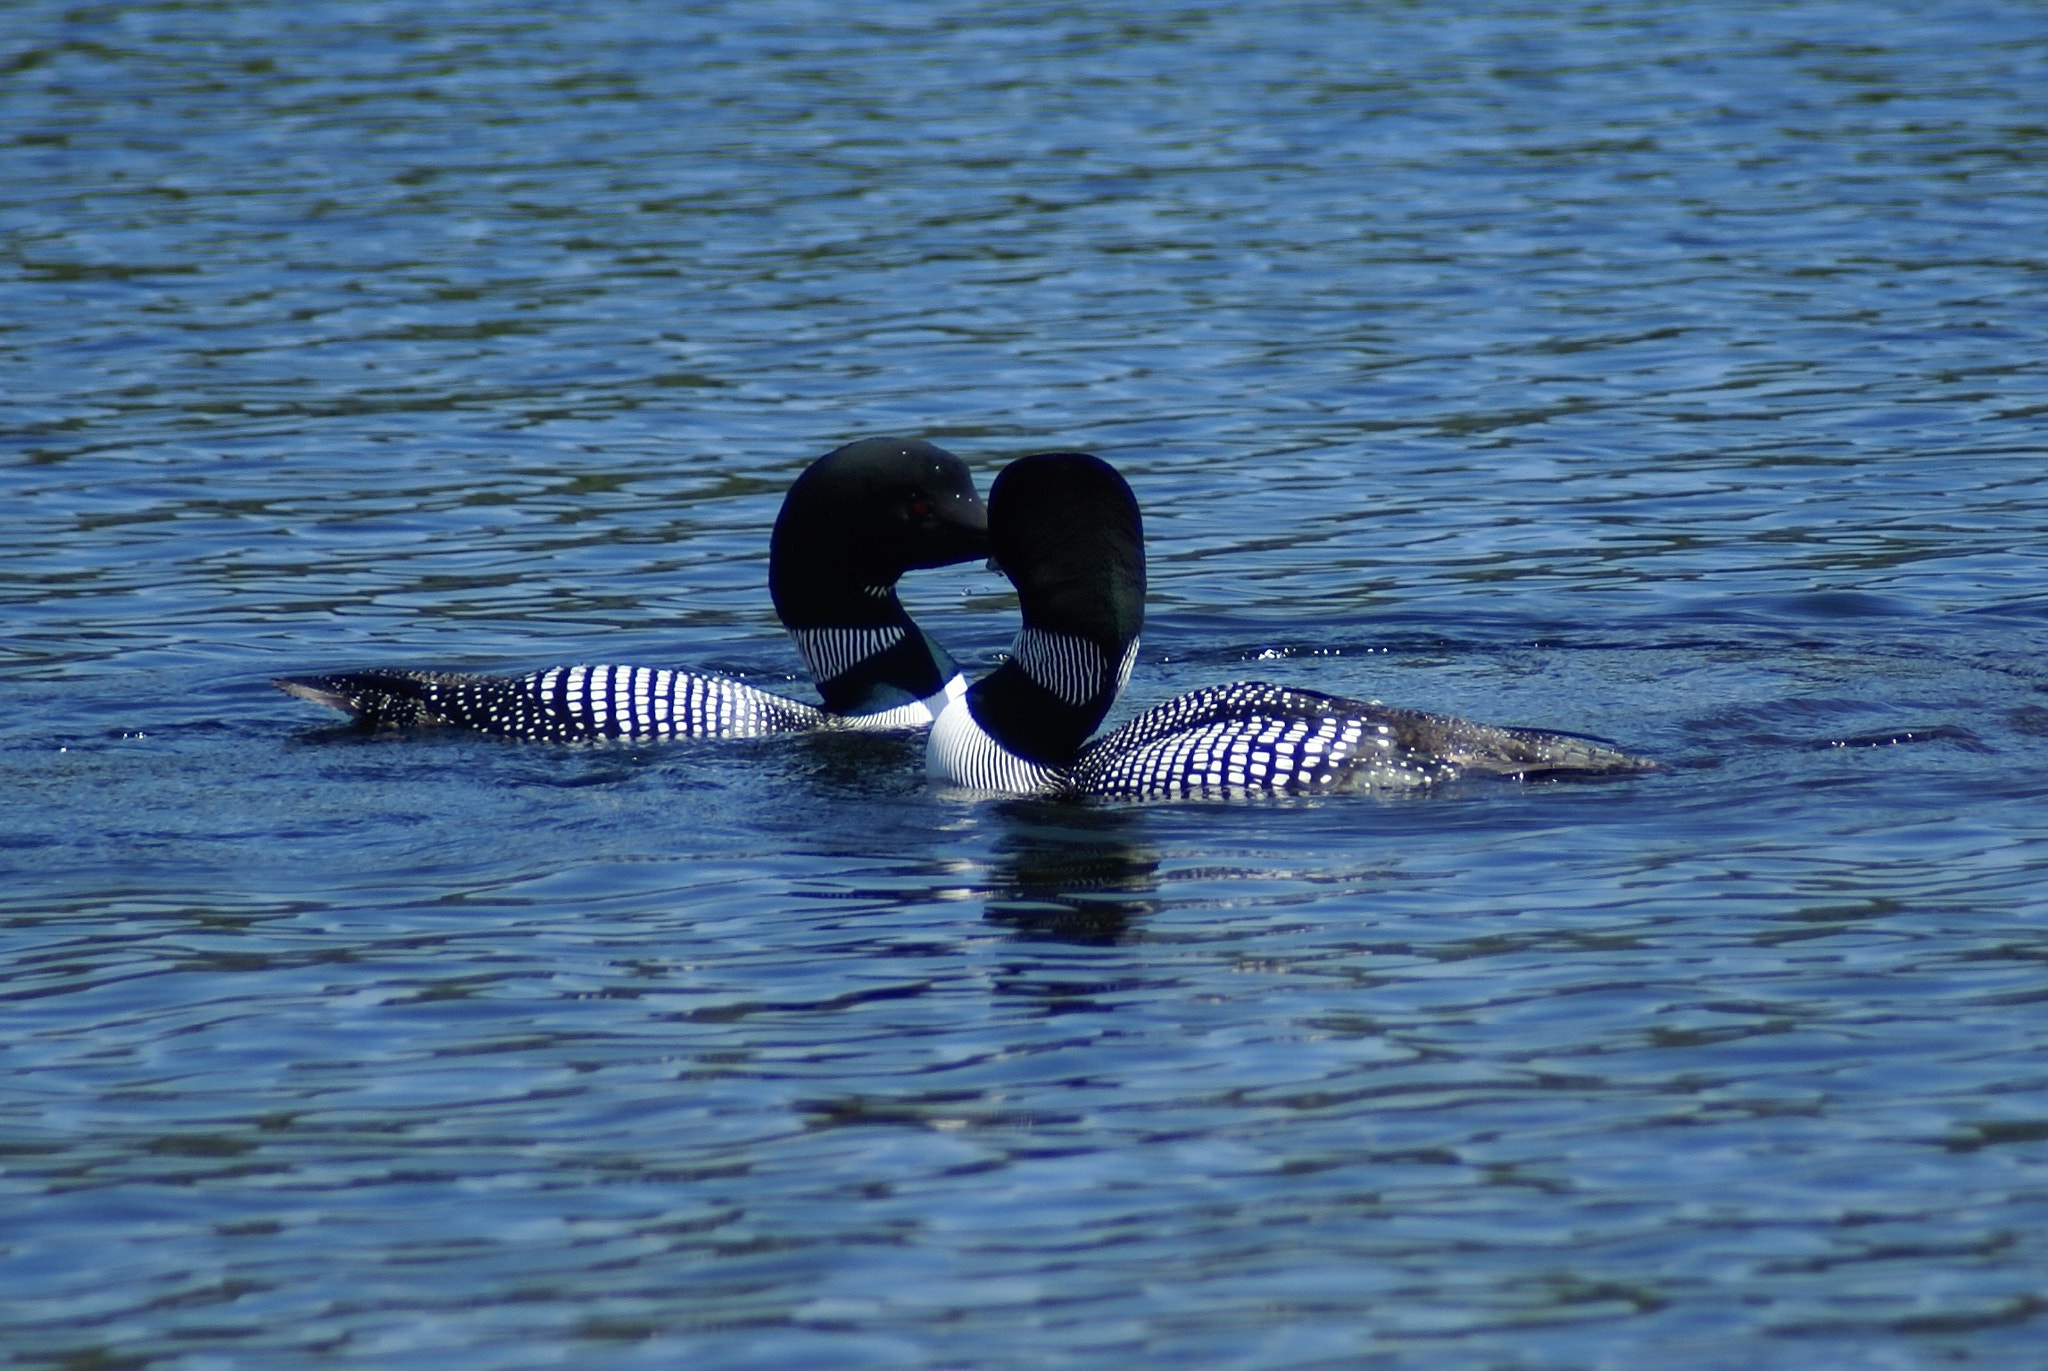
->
[787, 623, 909, 683]
[1010, 629, 1139, 708]
[926, 693, 1066, 796]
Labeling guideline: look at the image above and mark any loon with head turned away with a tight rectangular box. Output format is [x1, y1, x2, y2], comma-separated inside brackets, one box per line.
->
[927, 451, 1654, 798]
[275, 437, 988, 742]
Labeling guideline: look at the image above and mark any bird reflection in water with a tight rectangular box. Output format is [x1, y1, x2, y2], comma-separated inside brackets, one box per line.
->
[982, 803, 1158, 944]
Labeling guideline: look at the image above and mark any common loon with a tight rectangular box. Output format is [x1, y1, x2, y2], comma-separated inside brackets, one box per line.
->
[928, 452, 1654, 798]
[275, 438, 988, 742]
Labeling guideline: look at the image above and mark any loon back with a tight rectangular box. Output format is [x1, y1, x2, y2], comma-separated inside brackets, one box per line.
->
[276, 437, 986, 741]
[1072, 681, 1653, 799]
[928, 450, 1654, 799]
[274, 664, 831, 743]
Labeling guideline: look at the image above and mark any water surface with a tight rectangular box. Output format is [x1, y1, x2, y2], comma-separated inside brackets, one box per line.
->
[5, 2, 2048, 1366]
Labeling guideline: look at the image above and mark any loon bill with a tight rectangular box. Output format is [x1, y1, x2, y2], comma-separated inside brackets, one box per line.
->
[927, 451, 1655, 798]
[275, 437, 986, 742]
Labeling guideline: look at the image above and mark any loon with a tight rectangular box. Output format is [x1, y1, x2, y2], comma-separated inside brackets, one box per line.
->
[275, 437, 988, 742]
[928, 452, 1654, 798]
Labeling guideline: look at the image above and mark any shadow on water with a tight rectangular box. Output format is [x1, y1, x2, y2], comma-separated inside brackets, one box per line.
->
[982, 801, 1159, 945]
[785, 729, 934, 799]
[282, 713, 937, 792]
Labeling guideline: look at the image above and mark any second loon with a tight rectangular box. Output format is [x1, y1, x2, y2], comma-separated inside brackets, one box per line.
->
[276, 437, 987, 742]
[928, 451, 1654, 798]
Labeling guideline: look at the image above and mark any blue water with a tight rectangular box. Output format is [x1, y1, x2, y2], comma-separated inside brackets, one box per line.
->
[6, 1, 2048, 1365]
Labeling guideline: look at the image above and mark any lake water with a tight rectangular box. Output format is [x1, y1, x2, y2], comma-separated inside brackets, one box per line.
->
[5, 1, 2048, 1365]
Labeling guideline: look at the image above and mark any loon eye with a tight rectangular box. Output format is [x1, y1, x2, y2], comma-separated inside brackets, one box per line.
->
[908, 497, 933, 520]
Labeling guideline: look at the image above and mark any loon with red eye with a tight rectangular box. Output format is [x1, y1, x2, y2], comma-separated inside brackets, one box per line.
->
[929, 452, 1655, 798]
[275, 438, 989, 742]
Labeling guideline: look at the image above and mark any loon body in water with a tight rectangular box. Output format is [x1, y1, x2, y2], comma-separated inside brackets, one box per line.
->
[276, 438, 988, 742]
[928, 452, 1653, 798]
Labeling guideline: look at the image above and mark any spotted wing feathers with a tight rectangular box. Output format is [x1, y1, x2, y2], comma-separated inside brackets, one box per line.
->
[1075, 682, 1651, 799]
[274, 665, 827, 742]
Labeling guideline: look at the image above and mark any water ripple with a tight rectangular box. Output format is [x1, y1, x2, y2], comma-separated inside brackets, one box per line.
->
[7, 0, 2048, 1365]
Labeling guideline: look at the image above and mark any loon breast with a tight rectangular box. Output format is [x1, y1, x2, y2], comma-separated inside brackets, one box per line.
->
[927, 688, 1067, 795]
[855, 672, 968, 734]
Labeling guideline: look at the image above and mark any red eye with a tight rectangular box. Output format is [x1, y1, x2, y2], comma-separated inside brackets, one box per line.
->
[909, 498, 932, 519]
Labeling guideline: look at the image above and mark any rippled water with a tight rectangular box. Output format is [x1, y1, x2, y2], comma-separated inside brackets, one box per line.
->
[6, 1, 2048, 1365]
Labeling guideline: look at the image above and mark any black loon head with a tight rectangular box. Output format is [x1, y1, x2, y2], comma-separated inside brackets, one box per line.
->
[964, 451, 1146, 768]
[768, 437, 989, 715]
[769, 437, 987, 622]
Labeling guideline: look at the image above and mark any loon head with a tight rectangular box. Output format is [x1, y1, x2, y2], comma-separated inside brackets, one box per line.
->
[769, 437, 988, 625]
[962, 451, 1146, 769]
[769, 437, 988, 716]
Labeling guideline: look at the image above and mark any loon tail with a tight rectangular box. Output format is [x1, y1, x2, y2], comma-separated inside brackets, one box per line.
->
[273, 671, 460, 728]
[1386, 707, 1659, 781]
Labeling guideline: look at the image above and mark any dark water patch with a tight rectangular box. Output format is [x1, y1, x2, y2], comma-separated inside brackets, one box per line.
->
[1816, 724, 1991, 752]
[2007, 705, 2048, 736]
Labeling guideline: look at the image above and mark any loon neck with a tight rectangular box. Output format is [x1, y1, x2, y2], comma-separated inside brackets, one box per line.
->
[776, 567, 941, 715]
[776, 571, 909, 633]
[953, 449, 1147, 769]
[794, 604, 962, 717]
[962, 629, 1138, 768]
